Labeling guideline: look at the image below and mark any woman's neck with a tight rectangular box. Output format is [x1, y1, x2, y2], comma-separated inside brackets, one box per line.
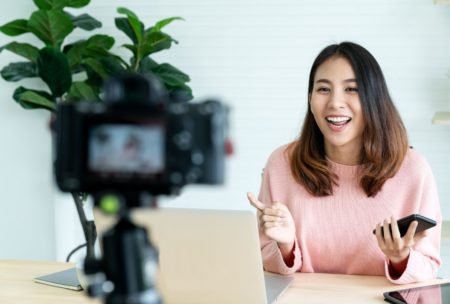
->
[325, 144, 361, 166]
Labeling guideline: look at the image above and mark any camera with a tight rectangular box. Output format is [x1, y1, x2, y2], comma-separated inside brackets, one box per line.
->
[53, 73, 230, 304]
[54, 73, 229, 196]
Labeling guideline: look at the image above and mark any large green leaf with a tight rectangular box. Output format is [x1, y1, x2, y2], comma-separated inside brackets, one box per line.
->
[117, 7, 139, 20]
[0, 19, 29, 36]
[167, 83, 193, 102]
[34, 0, 51, 9]
[13, 86, 55, 110]
[37, 47, 72, 97]
[152, 63, 190, 87]
[87, 35, 114, 50]
[97, 57, 126, 76]
[114, 17, 146, 46]
[34, 0, 89, 9]
[115, 18, 137, 43]
[65, 36, 119, 70]
[138, 57, 159, 73]
[69, 13, 101, 31]
[149, 17, 184, 33]
[84, 65, 103, 87]
[117, 7, 143, 43]
[64, 41, 86, 69]
[83, 46, 128, 69]
[14, 87, 38, 109]
[0, 42, 39, 62]
[84, 58, 108, 79]
[65, 0, 90, 8]
[141, 32, 173, 57]
[1, 62, 37, 81]
[20, 91, 56, 111]
[66, 81, 97, 101]
[145, 30, 178, 44]
[79, 38, 126, 67]
[122, 43, 137, 57]
[28, 9, 74, 47]
[33, 0, 63, 10]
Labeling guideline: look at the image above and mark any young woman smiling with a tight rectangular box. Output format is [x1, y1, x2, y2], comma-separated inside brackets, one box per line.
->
[247, 42, 441, 284]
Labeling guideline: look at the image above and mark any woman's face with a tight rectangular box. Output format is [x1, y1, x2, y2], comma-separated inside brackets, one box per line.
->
[309, 56, 365, 156]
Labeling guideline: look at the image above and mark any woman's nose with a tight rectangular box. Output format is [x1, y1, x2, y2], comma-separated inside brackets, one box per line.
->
[328, 91, 346, 109]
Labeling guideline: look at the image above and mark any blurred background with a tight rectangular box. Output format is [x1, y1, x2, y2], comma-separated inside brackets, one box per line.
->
[0, 0, 449, 269]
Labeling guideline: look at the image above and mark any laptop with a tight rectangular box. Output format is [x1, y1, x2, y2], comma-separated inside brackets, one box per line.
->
[94, 208, 293, 304]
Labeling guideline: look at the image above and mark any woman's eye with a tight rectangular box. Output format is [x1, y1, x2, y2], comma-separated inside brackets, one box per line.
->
[346, 87, 358, 92]
[317, 87, 330, 93]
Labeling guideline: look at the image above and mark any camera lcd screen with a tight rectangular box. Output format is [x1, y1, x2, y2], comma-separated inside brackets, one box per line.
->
[88, 124, 165, 176]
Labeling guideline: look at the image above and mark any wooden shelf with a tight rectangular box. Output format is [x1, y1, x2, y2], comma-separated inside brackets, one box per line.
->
[432, 112, 450, 125]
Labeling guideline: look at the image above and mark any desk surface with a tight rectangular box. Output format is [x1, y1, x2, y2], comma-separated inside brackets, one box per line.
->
[1, 260, 448, 304]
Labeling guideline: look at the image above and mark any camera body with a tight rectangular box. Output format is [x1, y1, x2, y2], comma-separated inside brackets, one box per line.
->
[54, 73, 229, 196]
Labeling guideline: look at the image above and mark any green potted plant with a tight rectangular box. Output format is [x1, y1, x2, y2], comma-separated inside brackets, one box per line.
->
[0, 0, 192, 265]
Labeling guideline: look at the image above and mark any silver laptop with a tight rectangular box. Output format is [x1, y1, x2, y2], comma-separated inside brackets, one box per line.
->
[94, 208, 293, 304]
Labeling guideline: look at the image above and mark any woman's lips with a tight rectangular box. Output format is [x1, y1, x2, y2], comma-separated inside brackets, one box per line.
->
[325, 116, 351, 132]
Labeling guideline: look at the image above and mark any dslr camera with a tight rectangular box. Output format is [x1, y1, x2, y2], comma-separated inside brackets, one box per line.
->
[55, 73, 229, 196]
[53, 73, 230, 304]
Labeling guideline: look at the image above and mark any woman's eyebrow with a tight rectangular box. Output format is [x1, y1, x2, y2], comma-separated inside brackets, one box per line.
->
[315, 78, 357, 84]
[315, 79, 331, 84]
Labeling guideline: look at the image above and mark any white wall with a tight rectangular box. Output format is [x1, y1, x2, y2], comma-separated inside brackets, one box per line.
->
[0, 1, 55, 259]
[1, 0, 450, 260]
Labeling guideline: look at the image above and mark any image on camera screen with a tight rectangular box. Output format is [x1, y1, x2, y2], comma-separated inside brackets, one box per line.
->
[88, 124, 165, 175]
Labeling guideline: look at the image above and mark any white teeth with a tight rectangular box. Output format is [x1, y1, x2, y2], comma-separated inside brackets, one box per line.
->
[326, 116, 351, 123]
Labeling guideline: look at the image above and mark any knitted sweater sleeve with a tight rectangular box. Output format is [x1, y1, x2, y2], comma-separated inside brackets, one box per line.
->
[257, 148, 302, 275]
[386, 160, 442, 284]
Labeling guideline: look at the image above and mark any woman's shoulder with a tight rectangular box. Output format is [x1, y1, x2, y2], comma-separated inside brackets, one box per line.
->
[262, 143, 297, 182]
[400, 148, 433, 177]
[267, 142, 293, 163]
[263, 142, 296, 173]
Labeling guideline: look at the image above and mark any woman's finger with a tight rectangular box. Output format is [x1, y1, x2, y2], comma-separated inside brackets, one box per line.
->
[375, 223, 385, 249]
[404, 220, 418, 242]
[263, 221, 281, 229]
[383, 219, 392, 241]
[262, 214, 283, 222]
[247, 192, 265, 211]
[262, 207, 285, 217]
[390, 216, 401, 240]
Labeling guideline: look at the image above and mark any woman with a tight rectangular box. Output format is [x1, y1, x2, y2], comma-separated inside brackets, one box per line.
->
[247, 42, 441, 284]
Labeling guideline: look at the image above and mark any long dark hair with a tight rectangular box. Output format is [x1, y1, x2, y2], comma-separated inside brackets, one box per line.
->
[288, 42, 408, 197]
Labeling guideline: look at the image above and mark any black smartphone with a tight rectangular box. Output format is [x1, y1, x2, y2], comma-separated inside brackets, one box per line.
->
[372, 214, 436, 237]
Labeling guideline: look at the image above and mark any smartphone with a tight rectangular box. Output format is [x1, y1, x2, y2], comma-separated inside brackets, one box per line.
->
[372, 214, 436, 237]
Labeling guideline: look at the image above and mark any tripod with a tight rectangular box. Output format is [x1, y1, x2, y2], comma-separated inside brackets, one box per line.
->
[84, 192, 162, 304]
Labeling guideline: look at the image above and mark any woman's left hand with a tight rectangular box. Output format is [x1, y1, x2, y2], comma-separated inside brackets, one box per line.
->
[375, 216, 427, 264]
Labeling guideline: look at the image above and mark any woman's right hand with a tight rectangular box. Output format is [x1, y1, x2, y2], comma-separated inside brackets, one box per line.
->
[247, 192, 296, 247]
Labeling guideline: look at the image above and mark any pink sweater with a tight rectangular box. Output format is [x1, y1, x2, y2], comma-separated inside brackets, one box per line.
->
[258, 144, 442, 284]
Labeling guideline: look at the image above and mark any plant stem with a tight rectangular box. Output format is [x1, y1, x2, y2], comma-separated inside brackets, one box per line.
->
[133, 46, 142, 71]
